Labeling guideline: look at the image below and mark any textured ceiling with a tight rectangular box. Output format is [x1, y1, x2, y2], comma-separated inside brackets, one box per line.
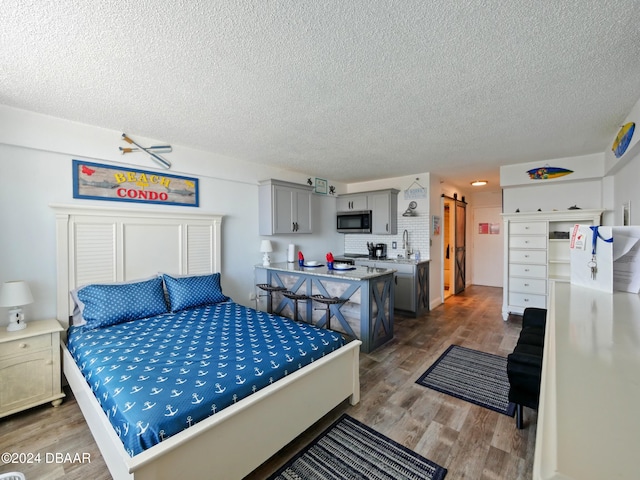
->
[3, 1, 640, 190]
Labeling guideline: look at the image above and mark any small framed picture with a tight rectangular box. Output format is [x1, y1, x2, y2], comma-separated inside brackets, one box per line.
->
[432, 215, 441, 235]
[622, 201, 631, 226]
[315, 178, 328, 195]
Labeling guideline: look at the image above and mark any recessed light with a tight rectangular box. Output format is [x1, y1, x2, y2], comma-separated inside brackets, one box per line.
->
[471, 180, 488, 186]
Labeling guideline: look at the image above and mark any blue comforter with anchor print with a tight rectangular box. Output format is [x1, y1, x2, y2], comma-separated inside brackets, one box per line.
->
[66, 301, 346, 456]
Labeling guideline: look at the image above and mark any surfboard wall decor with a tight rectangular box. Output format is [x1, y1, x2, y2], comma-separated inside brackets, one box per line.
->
[526, 166, 574, 180]
[612, 122, 635, 158]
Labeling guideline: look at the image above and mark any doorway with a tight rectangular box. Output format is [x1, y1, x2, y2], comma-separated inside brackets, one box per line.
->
[442, 195, 467, 300]
[471, 206, 503, 287]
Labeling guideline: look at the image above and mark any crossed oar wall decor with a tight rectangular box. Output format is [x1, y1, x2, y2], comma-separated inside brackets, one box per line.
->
[120, 133, 172, 169]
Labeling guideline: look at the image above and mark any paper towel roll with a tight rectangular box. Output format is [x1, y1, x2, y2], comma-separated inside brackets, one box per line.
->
[287, 244, 295, 263]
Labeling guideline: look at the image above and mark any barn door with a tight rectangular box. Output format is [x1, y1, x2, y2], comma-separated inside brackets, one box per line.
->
[454, 199, 466, 294]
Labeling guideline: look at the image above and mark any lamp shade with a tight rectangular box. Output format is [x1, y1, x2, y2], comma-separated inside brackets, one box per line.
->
[260, 240, 273, 253]
[0, 280, 34, 307]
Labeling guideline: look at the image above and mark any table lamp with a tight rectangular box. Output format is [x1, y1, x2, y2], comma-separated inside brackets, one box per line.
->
[260, 240, 273, 266]
[0, 280, 34, 331]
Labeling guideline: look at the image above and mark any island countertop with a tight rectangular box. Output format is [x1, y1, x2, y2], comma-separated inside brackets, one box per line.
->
[257, 262, 396, 280]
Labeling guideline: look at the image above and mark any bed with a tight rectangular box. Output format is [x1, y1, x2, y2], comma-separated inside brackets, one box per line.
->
[52, 204, 361, 480]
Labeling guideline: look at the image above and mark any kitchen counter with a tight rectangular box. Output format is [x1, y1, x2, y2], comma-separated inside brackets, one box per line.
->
[334, 254, 429, 266]
[255, 263, 395, 353]
[261, 261, 397, 280]
[371, 257, 430, 265]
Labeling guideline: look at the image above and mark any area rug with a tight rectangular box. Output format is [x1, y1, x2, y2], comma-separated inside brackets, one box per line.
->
[268, 414, 447, 480]
[415, 344, 516, 416]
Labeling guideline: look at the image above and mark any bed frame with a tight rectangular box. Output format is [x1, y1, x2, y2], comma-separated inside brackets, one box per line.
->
[52, 204, 361, 480]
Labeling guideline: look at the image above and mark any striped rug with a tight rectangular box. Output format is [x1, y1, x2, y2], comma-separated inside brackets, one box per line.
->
[416, 345, 516, 416]
[268, 414, 447, 480]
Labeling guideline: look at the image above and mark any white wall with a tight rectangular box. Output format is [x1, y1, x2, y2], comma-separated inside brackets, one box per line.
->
[501, 153, 605, 214]
[0, 106, 344, 326]
[604, 95, 640, 226]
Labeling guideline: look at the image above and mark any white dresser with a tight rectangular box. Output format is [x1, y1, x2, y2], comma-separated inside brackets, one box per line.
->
[502, 209, 604, 320]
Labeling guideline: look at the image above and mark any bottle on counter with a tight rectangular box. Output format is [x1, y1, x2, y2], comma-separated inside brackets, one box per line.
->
[414, 250, 420, 261]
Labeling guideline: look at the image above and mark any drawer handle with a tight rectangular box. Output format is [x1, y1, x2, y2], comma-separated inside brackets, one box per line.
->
[524, 269, 530, 272]
[524, 254, 530, 258]
[524, 298, 529, 302]
[524, 283, 530, 286]
[19, 343, 27, 349]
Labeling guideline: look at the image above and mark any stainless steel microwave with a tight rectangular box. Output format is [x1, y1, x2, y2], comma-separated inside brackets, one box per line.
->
[337, 210, 372, 233]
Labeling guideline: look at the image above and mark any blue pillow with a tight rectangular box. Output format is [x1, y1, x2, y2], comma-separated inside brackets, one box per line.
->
[76, 277, 168, 329]
[163, 273, 229, 312]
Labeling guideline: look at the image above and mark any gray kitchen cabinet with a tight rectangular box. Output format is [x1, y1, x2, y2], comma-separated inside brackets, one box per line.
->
[354, 259, 429, 315]
[259, 179, 313, 235]
[337, 194, 368, 212]
[336, 189, 398, 234]
[369, 189, 398, 234]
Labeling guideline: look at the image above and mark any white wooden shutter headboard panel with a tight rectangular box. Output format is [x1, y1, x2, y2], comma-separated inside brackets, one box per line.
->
[52, 204, 223, 328]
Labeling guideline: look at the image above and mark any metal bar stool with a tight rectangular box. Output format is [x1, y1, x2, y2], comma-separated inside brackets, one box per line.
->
[282, 291, 309, 323]
[256, 284, 286, 313]
[311, 294, 347, 330]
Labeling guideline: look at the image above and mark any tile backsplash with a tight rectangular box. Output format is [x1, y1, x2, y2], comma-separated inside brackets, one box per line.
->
[343, 214, 430, 259]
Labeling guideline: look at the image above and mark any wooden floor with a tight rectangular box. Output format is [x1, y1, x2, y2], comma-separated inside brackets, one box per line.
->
[0, 286, 537, 479]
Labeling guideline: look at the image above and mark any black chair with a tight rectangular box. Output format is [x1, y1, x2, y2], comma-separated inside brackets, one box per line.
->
[282, 291, 309, 323]
[507, 307, 547, 429]
[255, 284, 286, 313]
[311, 295, 347, 330]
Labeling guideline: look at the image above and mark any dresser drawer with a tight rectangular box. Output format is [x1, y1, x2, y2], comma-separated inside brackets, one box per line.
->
[509, 264, 547, 278]
[508, 292, 547, 309]
[509, 277, 547, 295]
[509, 250, 547, 264]
[509, 236, 547, 249]
[510, 222, 547, 235]
[1, 334, 52, 358]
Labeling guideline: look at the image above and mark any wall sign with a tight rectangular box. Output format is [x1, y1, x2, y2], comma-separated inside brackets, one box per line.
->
[404, 178, 427, 199]
[72, 160, 199, 207]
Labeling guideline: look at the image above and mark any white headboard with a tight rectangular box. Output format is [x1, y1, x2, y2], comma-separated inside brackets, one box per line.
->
[51, 204, 223, 328]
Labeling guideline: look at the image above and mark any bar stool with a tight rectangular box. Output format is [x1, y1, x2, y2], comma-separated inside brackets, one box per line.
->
[256, 284, 286, 313]
[311, 294, 347, 330]
[282, 291, 309, 323]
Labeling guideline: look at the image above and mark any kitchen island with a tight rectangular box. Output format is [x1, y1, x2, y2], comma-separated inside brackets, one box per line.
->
[354, 258, 430, 315]
[255, 262, 395, 353]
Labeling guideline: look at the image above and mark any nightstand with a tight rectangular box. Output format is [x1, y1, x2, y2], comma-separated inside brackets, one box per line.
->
[0, 318, 65, 418]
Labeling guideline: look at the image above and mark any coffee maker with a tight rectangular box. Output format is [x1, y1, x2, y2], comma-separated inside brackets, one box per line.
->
[374, 243, 387, 259]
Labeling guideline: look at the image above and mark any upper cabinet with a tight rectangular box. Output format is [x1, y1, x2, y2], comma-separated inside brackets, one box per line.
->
[259, 179, 313, 235]
[369, 189, 398, 234]
[337, 189, 398, 234]
[337, 194, 368, 212]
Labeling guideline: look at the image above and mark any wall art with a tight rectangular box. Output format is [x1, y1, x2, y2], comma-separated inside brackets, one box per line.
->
[526, 165, 573, 180]
[72, 160, 199, 207]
